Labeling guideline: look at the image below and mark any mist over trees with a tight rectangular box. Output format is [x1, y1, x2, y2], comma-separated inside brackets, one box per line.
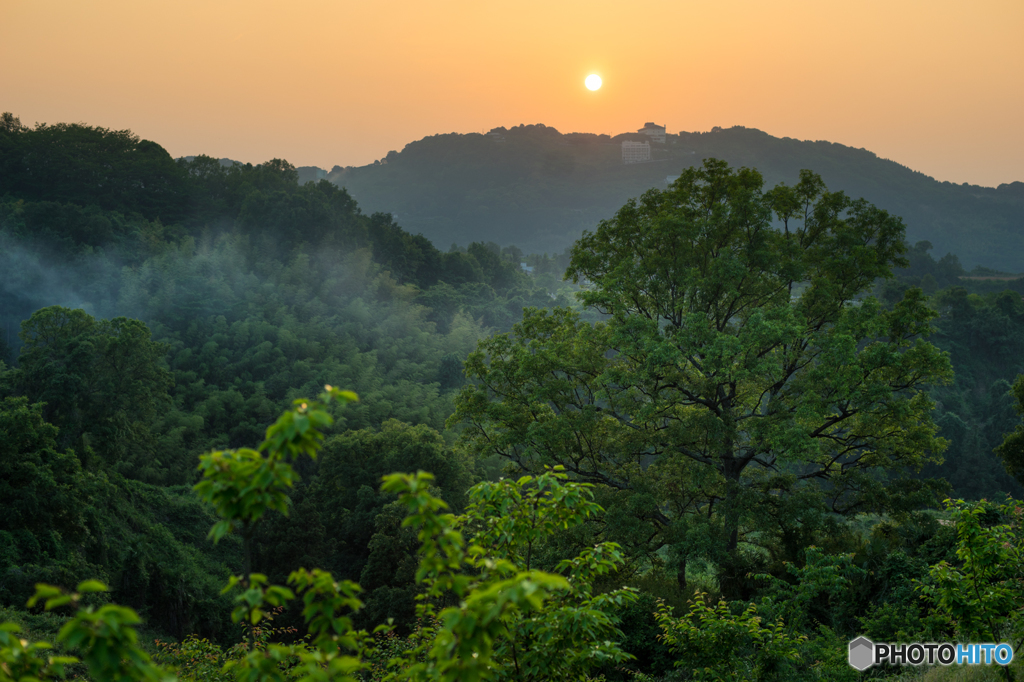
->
[4, 112, 1024, 680]
[0, 113, 567, 644]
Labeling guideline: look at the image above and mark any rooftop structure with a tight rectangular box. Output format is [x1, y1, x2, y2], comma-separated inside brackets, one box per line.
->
[638, 122, 667, 143]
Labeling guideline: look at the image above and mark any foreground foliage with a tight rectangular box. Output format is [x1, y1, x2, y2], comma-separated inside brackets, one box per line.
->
[1, 389, 640, 681]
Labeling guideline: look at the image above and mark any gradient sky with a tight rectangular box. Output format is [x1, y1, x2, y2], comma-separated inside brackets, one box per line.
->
[3, 0, 1022, 187]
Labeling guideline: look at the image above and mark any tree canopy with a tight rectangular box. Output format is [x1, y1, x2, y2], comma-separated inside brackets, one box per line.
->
[451, 159, 953, 595]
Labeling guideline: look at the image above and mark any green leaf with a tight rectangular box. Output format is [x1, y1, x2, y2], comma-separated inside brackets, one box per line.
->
[76, 579, 108, 593]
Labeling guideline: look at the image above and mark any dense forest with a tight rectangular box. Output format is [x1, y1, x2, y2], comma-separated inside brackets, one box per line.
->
[0, 112, 565, 640]
[3, 112, 1024, 681]
[332, 124, 1024, 272]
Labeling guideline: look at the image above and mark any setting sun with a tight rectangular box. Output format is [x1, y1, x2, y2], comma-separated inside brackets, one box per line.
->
[585, 74, 602, 91]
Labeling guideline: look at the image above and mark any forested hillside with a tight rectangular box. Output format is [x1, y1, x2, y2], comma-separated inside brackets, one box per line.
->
[6, 112, 1024, 681]
[0, 112, 564, 644]
[332, 123, 1024, 271]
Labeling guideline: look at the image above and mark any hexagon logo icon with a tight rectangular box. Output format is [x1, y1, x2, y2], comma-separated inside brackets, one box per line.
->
[849, 636, 874, 670]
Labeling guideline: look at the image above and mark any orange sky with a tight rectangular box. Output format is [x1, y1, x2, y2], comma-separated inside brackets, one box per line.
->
[3, 0, 1022, 187]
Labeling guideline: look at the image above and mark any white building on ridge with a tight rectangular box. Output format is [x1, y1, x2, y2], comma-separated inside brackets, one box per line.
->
[622, 140, 651, 164]
[638, 122, 667, 143]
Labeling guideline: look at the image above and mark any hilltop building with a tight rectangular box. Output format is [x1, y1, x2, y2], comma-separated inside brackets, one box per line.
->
[622, 140, 651, 164]
[638, 122, 667, 143]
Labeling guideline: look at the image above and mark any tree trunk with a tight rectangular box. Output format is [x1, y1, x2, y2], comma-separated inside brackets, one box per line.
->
[242, 522, 253, 584]
[719, 460, 746, 601]
[676, 556, 687, 594]
[241, 521, 255, 650]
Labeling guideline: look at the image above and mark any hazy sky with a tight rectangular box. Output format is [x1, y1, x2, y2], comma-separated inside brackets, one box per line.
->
[3, 0, 1022, 187]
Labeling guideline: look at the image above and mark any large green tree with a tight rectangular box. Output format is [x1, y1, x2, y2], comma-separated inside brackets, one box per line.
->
[450, 159, 952, 594]
[4, 306, 173, 477]
[0, 396, 85, 542]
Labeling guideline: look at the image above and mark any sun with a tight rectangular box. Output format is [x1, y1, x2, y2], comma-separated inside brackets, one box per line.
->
[585, 74, 602, 91]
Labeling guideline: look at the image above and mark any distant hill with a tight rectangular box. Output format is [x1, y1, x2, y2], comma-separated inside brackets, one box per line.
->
[330, 124, 1024, 271]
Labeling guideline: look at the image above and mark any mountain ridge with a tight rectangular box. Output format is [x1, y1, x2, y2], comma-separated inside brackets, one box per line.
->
[323, 124, 1024, 271]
